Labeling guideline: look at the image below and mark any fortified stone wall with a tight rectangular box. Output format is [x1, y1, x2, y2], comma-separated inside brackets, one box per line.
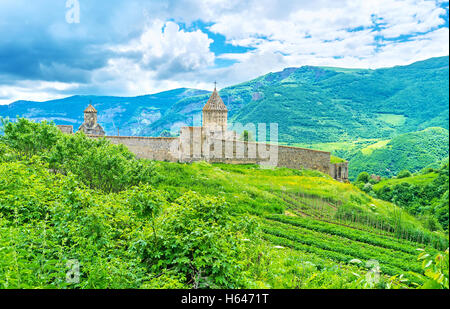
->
[178, 134, 332, 174]
[59, 94, 351, 181]
[99, 136, 180, 162]
[277, 145, 330, 174]
[86, 132, 348, 181]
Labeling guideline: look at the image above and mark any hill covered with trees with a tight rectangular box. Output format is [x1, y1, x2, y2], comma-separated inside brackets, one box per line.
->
[345, 127, 449, 180]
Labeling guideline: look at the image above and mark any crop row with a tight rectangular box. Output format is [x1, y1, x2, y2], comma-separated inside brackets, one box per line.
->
[275, 193, 320, 217]
[261, 219, 417, 261]
[275, 191, 448, 250]
[261, 221, 423, 275]
[265, 214, 437, 255]
[262, 233, 423, 285]
[261, 222, 423, 275]
[275, 192, 410, 239]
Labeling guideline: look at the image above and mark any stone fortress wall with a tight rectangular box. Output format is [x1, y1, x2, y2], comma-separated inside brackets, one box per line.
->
[93, 132, 346, 181]
[177, 126, 331, 174]
[103, 136, 179, 162]
[70, 87, 349, 181]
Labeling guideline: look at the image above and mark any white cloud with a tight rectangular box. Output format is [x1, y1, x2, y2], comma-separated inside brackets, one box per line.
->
[113, 20, 214, 77]
[85, 19, 216, 96]
[0, 0, 448, 104]
[0, 80, 78, 105]
[201, 0, 449, 83]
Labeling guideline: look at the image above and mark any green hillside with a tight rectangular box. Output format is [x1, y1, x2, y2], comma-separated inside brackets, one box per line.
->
[347, 127, 449, 180]
[0, 119, 448, 289]
[368, 164, 449, 232]
[228, 56, 448, 144]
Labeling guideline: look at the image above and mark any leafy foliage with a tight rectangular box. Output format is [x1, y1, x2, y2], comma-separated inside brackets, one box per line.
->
[370, 163, 449, 231]
[417, 248, 449, 289]
[0, 119, 448, 289]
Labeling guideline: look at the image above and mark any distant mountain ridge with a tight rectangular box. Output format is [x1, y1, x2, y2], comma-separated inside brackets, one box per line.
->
[1, 56, 448, 143]
[0, 88, 209, 136]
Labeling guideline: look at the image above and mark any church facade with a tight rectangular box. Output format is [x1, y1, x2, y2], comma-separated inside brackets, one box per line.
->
[57, 88, 349, 181]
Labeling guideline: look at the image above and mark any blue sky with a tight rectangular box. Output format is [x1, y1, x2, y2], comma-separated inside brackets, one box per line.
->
[0, 0, 448, 104]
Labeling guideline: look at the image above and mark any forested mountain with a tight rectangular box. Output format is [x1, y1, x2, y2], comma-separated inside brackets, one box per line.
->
[346, 127, 449, 180]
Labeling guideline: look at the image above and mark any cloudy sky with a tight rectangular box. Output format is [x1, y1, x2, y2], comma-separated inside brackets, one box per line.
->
[0, 0, 448, 104]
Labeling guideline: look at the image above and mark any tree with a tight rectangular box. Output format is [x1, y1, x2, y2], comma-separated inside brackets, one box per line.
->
[147, 191, 246, 288]
[1, 118, 60, 158]
[356, 172, 370, 183]
[397, 170, 412, 179]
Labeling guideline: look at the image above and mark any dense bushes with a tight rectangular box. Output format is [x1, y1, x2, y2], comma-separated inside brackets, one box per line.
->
[397, 170, 412, 179]
[1, 118, 159, 192]
[0, 119, 253, 288]
[355, 163, 449, 231]
[1, 118, 60, 158]
[0, 157, 250, 288]
[145, 192, 248, 288]
[47, 133, 159, 192]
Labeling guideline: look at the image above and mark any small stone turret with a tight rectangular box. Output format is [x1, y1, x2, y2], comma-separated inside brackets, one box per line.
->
[77, 103, 105, 136]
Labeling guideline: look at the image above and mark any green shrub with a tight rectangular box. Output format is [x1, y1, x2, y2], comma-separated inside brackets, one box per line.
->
[397, 170, 412, 179]
[362, 183, 373, 193]
[146, 191, 247, 288]
[356, 172, 370, 183]
[1, 118, 60, 158]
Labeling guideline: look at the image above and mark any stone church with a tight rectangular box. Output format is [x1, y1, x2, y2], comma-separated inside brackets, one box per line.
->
[77, 103, 105, 136]
[57, 88, 349, 181]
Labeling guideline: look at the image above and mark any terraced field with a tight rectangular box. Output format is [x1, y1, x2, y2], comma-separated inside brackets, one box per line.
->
[271, 190, 447, 248]
[255, 191, 446, 286]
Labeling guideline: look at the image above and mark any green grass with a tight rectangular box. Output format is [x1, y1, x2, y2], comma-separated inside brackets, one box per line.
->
[330, 155, 346, 164]
[1, 120, 448, 289]
[376, 114, 407, 126]
[361, 139, 391, 155]
[149, 161, 448, 249]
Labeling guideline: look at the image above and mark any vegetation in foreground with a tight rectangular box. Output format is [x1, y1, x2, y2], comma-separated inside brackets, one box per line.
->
[0, 119, 448, 289]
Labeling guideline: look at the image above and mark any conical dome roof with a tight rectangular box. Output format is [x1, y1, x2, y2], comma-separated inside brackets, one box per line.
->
[84, 104, 97, 113]
[202, 88, 227, 112]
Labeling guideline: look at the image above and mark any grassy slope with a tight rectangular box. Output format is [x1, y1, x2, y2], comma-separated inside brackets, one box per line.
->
[149, 161, 448, 285]
[1, 150, 447, 288]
